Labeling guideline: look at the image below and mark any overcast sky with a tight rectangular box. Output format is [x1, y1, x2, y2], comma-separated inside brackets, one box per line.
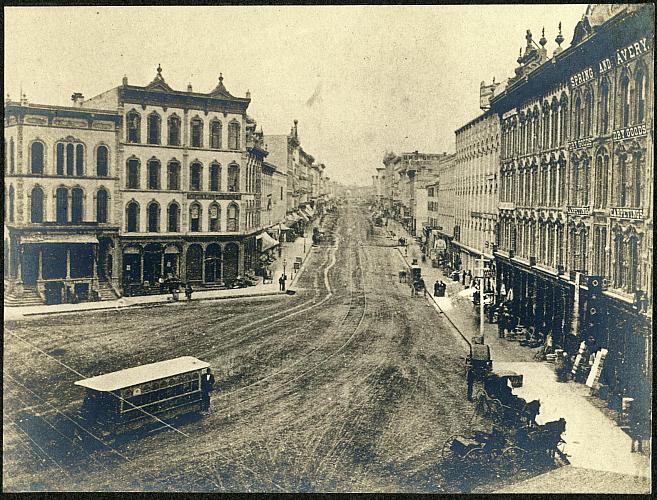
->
[5, 5, 587, 186]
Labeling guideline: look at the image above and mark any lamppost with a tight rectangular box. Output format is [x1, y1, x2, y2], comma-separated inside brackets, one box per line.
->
[283, 259, 287, 276]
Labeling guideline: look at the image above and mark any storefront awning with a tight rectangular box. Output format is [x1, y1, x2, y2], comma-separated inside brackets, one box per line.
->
[286, 214, 300, 222]
[257, 231, 280, 252]
[274, 223, 292, 231]
[21, 234, 99, 244]
[297, 212, 310, 221]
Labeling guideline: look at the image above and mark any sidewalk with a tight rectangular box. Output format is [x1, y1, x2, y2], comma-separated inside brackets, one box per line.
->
[4, 222, 318, 321]
[388, 218, 651, 489]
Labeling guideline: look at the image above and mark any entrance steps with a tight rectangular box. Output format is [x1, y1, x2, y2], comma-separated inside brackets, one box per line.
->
[4, 286, 44, 307]
[96, 281, 119, 301]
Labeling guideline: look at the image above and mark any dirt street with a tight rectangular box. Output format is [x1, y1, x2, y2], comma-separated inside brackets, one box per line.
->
[5, 202, 487, 492]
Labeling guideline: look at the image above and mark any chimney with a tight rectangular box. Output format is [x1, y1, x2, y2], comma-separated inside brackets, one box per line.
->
[122, 75, 128, 86]
[71, 92, 84, 106]
[293, 119, 298, 139]
[246, 89, 251, 99]
[187, 83, 193, 92]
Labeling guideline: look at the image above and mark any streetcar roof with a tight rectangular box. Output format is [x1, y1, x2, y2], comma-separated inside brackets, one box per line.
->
[74, 356, 210, 392]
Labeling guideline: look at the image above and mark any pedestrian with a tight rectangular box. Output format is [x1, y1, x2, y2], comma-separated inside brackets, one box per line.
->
[158, 276, 165, 293]
[434, 280, 440, 296]
[461, 269, 466, 285]
[279, 274, 286, 291]
[419, 278, 426, 297]
[201, 370, 215, 413]
[185, 283, 193, 301]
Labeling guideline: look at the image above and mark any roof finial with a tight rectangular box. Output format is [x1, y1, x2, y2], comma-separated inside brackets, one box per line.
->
[219, 72, 223, 84]
[157, 63, 162, 76]
[540, 27, 547, 47]
[555, 21, 564, 47]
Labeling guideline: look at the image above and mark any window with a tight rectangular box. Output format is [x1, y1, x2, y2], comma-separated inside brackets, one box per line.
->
[227, 203, 239, 231]
[126, 201, 139, 232]
[593, 226, 607, 277]
[147, 159, 160, 190]
[559, 97, 568, 144]
[228, 122, 240, 150]
[627, 237, 639, 292]
[558, 160, 566, 205]
[167, 203, 180, 232]
[189, 203, 201, 232]
[581, 158, 590, 206]
[210, 163, 221, 191]
[66, 143, 74, 176]
[280, 186, 283, 201]
[96, 189, 108, 223]
[574, 95, 582, 139]
[71, 187, 84, 223]
[635, 69, 645, 124]
[127, 111, 141, 143]
[10, 138, 15, 174]
[167, 161, 180, 190]
[632, 152, 642, 208]
[127, 159, 140, 189]
[8, 185, 15, 222]
[600, 80, 610, 134]
[227, 163, 240, 192]
[551, 106, 558, 148]
[75, 144, 84, 176]
[613, 233, 623, 288]
[31, 142, 44, 174]
[168, 115, 181, 146]
[594, 152, 609, 209]
[556, 224, 564, 267]
[543, 107, 549, 147]
[96, 145, 109, 177]
[210, 121, 222, 149]
[191, 118, 203, 148]
[56, 187, 68, 223]
[209, 203, 220, 231]
[190, 162, 202, 191]
[549, 164, 557, 206]
[620, 74, 630, 128]
[147, 113, 161, 145]
[56, 143, 65, 175]
[147, 202, 160, 232]
[30, 187, 44, 223]
[584, 90, 593, 137]
[618, 154, 627, 206]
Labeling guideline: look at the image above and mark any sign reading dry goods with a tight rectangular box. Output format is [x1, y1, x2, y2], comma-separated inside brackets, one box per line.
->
[568, 137, 593, 151]
[613, 124, 648, 141]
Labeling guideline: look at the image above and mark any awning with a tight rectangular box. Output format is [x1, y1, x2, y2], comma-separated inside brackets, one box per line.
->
[257, 231, 280, 252]
[21, 234, 98, 244]
[301, 208, 313, 219]
[286, 214, 300, 222]
[297, 212, 310, 221]
[274, 223, 292, 231]
[304, 206, 315, 216]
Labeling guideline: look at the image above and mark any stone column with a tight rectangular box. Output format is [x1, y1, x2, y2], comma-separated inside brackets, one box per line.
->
[201, 243, 207, 283]
[37, 248, 43, 280]
[66, 249, 71, 279]
[180, 243, 188, 282]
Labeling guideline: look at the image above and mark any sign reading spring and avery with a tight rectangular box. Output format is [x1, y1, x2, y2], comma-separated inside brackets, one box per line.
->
[569, 37, 650, 88]
[187, 193, 241, 200]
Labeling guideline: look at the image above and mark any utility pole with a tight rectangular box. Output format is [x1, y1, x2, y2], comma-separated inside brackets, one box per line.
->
[475, 257, 489, 341]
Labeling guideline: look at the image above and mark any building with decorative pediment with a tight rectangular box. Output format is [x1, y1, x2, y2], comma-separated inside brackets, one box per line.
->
[491, 4, 653, 411]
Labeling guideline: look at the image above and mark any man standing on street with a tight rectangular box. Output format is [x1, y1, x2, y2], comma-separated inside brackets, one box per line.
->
[279, 274, 286, 291]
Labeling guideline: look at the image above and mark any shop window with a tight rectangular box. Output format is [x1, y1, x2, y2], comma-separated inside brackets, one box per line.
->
[96, 189, 108, 223]
[31, 141, 44, 174]
[147, 202, 160, 232]
[190, 203, 201, 232]
[127, 111, 141, 143]
[167, 161, 180, 190]
[127, 159, 140, 189]
[210, 163, 221, 191]
[168, 115, 181, 146]
[71, 187, 84, 223]
[56, 143, 65, 175]
[167, 203, 180, 232]
[210, 120, 222, 149]
[227, 203, 239, 231]
[147, 159, 160, 190]
[190, 162, 202, 191]
[126, 201, 139, 232]
[56, 187, 68, 223]
[228, 122, 240, 150]
[191, 118, 203, 148]
[96, 145, 109, 177]
[228, 163, 240, 192]
[147, 112, 161, 145]
[30, 187, 44, 223]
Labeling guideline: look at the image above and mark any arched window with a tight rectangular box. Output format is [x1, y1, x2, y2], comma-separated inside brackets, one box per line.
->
[627, 236, 639, 292]
[147, 112, 161, 145]
[191, 118, 203, 148]
[574, 95, 582, 139]
[56, 187, 68, 223]
[635, 68, 645, 124]
[600, 79, 610, 133]
[542, 105, 549, 147]
[227, 203, 239, 231]
[584, 90, 593, 137]
[126, 201, 140, 232]
[189, 203, 202, 232]
[594, 152, 609, 209]
[31, 141, 44, 174]
[613, 232, 624, 288]
[147, 202, 160, 232]
[56, 143, 65, 175]
[210, 163, 221, 191]
[147, 159, 160, 190]
[559, 96, 568, 144]
[127, 158, 140, 189]
[570, 158, 579, 205]
[579, 229, 588, 272]
[632, 152, 642, 207]
[228, 121, 240, 150]
[190, 162, 202, 191]
[620, 74, 630, 128]
[96, 145, 109, 177]
[66, 143, 74, 176]
[618, 153, 628, 206]
[167, 161, 180, 190]
[209, 203, 220, 231]
[168, 115, 181, 146]
[167, 203, 180, 232]
[581, 158, 590, 206]
[10, 138, 15, 174]
[30, 187, 44, 223]
[551, 104, 558, 148]
[71, 187, 84, 223]
[228, 163, 240, 192]
[96, 189, 108, 223]
[75, 144, 84, 176]
[210, 120, 222, 149]
[127, 111, 141, 143]
[8, 185, 15, 222]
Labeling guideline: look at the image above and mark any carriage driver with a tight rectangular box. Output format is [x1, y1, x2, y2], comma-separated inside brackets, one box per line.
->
[466, 337, 492, 401]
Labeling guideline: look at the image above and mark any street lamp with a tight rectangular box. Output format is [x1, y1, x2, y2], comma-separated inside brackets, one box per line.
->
[283, 259, 287, 276]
